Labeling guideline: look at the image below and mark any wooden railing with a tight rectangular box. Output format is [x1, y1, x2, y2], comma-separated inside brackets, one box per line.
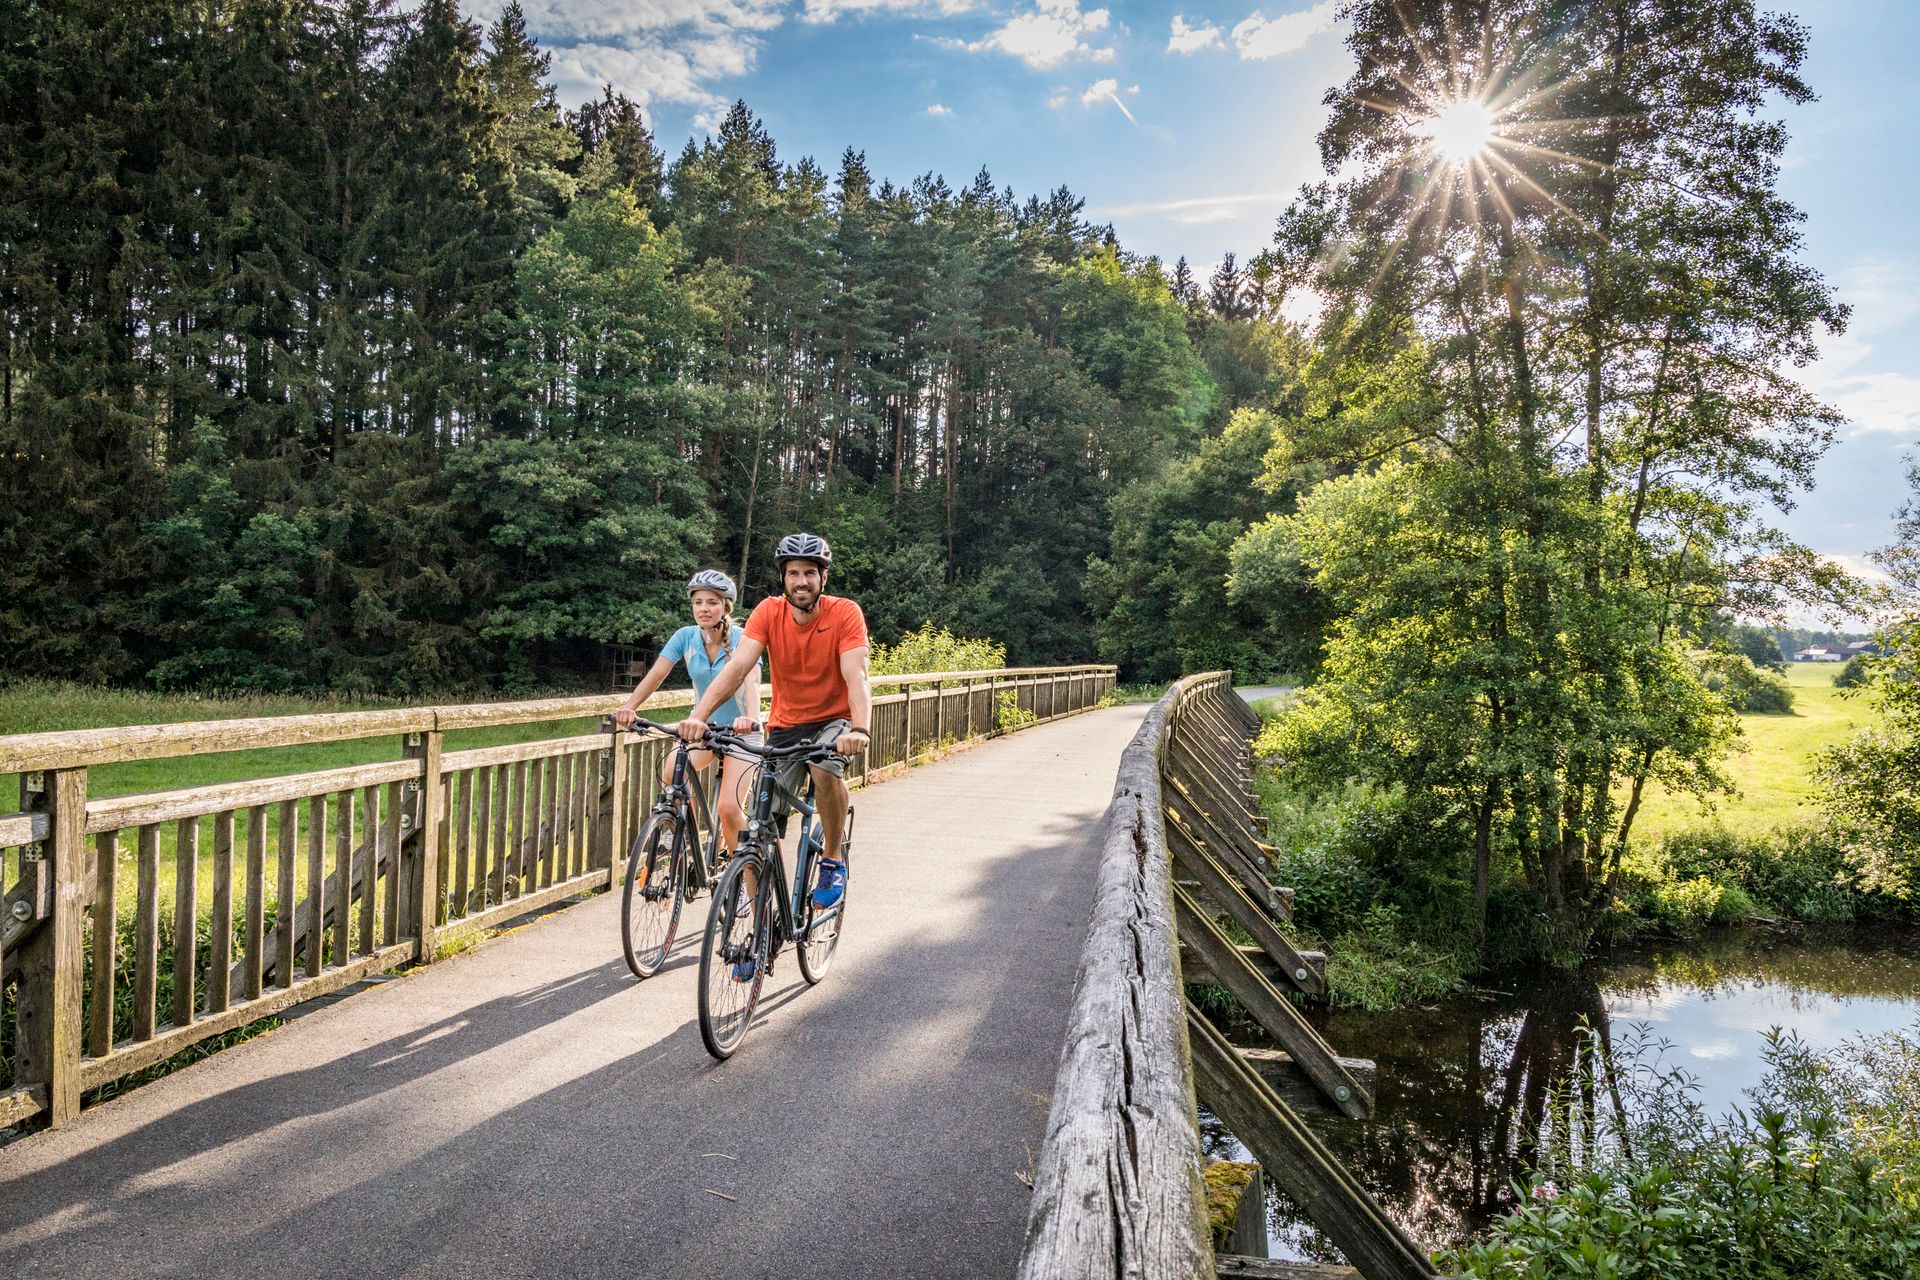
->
[0, 663, 1115, 1130]
[1018, 673, 1440, 1280]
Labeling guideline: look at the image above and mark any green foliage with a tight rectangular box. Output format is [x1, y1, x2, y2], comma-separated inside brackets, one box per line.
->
[1089, 406, 1323, 682]
[1446, 1031, 1920, 1280]
[869, 624, 1006, 678]
[995, 690, 1036, 730]
[1725, 622, 1789, 672]
[1816, 623, 1920, 898]
[1245, 0, 1854, 962]
[0, 4, 1227, 694]
[1834, 653, 1875, 688]
[1253, 772, 1479, 1007]
[1609, 823, 1873, 932]
[1694, 651, 1795, 715]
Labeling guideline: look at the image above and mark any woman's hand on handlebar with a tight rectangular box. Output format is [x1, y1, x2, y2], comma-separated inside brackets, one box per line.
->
[676, 716, 709, 743]
[730, 715, 760, 734]
[613, 707, 638, 730]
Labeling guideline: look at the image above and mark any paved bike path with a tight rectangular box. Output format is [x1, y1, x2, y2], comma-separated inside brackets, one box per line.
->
[0, 703, 1149, 1280]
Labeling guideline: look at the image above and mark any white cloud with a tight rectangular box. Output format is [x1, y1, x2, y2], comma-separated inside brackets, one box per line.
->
[1231, 0, 1341, 60]
[548, 33, 759, 116]
[958, 0, 1114, 69]
[1800, 254, 1920, 437]
[926, 102, 953, 115]
[470, 0, 788, 116]
[802, 0, 973, 24]
[472, 0, 786, 40]
[1167, 14, 1222, 54]
[1075, 78, 1139, 123]
[1047, 90, 1070, 109]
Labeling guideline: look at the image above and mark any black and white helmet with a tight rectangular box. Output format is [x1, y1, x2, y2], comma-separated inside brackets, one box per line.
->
[686, 569, 737, 602]
[772, 532, 832, 571]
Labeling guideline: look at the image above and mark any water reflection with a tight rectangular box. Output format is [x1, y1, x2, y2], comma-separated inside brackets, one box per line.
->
[1218, 928, 1920, 1261]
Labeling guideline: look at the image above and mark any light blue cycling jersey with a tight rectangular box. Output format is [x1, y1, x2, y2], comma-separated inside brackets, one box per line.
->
[659, 624, 761, 725]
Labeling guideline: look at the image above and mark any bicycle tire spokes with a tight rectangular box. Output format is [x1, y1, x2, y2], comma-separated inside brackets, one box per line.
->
[698, 854, 768, 1058]
[622, 815, 685, 979]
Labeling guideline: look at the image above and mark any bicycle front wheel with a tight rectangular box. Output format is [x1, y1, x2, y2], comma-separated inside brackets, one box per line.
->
[698, 852, 769, 1060]
[798, 830, 849, 986]
[621, 814, 683, 978]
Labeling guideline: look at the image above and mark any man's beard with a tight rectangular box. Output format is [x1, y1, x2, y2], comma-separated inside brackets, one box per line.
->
[784, 584, 820, 610]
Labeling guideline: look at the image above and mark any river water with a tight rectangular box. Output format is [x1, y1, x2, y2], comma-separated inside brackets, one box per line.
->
[1202, 927, 1920, 1262]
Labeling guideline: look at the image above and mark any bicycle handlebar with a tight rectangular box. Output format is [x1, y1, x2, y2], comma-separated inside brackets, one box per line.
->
[607, 717, 830, 761]
[704, 727, 843, 763]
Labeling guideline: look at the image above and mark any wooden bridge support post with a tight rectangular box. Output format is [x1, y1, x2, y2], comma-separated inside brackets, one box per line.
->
[1187, 1006, 1436, 1280]
[14, 767, 87, 1127]
[601, 730, 627, 890]
[402, 731, 443, 962]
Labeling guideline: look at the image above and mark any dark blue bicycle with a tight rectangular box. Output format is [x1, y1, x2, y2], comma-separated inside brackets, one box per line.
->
[696, 727, 853, 1060]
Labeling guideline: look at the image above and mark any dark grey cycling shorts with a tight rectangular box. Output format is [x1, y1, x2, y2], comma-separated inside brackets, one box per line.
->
[767, 718, 850, 814]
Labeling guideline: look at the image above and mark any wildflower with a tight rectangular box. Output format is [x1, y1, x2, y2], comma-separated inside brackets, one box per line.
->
[1531, 1181, 1559, 1201]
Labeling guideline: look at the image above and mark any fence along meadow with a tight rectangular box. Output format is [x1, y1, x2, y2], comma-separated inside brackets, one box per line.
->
[0, 665, 1116, 1129]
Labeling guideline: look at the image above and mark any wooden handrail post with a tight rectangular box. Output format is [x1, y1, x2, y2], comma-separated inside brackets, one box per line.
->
[15, 767, 87, 1126]
[401, 731, 443, 962]
[903, 685, 914, 761]
[601, 728, 626, 890]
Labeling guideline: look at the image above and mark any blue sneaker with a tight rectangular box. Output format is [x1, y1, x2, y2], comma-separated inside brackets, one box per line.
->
[811, 858, 847, 910]
[729, 938, 757, 983]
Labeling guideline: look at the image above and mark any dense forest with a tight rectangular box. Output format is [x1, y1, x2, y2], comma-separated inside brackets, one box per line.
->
[0, 0, 1310, 694]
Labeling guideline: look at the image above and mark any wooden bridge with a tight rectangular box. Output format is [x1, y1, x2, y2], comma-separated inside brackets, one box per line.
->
[0, 668, 1441, 1278]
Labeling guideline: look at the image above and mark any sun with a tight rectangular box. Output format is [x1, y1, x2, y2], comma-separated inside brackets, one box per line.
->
[1421, 98, 1496, 164]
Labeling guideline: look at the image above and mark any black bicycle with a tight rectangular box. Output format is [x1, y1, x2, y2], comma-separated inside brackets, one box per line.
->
[696, 728, 853, 1060]
[616, 718, 727, 979]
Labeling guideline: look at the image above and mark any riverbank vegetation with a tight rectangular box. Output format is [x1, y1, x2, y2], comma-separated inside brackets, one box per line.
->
[1444, 1027, 1920, 1279]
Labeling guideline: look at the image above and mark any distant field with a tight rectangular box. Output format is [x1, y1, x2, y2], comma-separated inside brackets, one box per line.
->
[0, 680, 689, 810]
[1631, 661, 1880, 838]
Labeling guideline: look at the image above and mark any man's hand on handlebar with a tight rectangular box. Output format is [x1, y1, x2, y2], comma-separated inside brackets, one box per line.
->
[836, 728, 870, 757]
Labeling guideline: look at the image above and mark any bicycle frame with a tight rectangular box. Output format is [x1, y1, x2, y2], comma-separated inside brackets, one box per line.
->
[654, 736, 718, 890]
[738, 763, 818, 947]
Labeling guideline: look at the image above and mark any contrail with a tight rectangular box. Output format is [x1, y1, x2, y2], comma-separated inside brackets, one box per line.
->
[1108, 92, 1137, 126]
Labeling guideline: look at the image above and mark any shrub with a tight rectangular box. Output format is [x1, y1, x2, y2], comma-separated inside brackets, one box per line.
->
[994, 689, 1036, 730]
[1834, 653, 1875, 688]
[869, 623, 1006, 678]
[1445, 1030, 1920, 1280]
[1694, 649, 1795, 714]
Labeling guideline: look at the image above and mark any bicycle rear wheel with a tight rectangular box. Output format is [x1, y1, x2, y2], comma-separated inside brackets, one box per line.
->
[698, 852, 769, 1059]
[621, 814, 683, 978]
[798, 814, 850, 985]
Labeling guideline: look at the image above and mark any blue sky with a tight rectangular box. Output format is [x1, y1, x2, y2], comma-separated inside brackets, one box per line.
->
[483, 0, 1919, 606]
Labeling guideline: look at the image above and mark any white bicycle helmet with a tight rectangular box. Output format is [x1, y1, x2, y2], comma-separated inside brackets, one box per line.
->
[686, 569, 738, 602]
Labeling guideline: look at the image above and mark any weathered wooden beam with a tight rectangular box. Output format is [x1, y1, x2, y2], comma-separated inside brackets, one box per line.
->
[1218, 1258, 1361, 1279]
[1179, 940, 1325, 995]
[1018, 686, 1213, 1280]
[1167, 787, 1289, 921]
[1173, 886, 1362, 1115]
[1169, 813, 1308, 976]
[1188, 1005, 1437, 1280]
[84, 760, 419, 835]
[1234, 1045, 1375, 1118]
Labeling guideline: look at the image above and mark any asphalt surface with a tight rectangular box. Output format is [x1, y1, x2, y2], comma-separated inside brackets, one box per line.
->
[0, 703, 1148, 1280]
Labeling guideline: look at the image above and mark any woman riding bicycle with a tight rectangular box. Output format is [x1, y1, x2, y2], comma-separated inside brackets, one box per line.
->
[613, 570, 763, 857]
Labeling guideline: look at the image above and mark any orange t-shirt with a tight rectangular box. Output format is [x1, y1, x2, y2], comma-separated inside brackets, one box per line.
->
[743, 595, 870, 727]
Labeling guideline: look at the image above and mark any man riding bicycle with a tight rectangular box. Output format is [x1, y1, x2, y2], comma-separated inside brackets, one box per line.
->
[678, 533, 870, 911]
